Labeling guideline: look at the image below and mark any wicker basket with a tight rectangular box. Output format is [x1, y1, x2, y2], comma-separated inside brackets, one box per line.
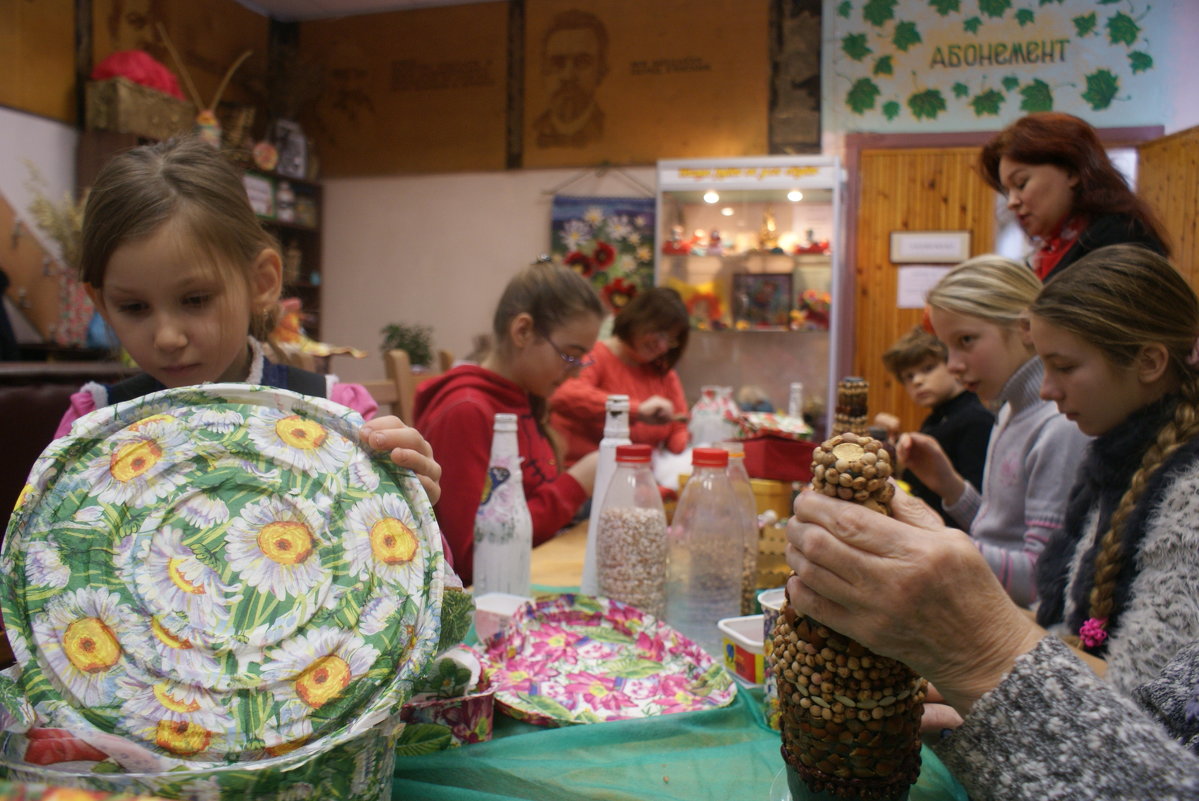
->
[85, 77, 195, 140]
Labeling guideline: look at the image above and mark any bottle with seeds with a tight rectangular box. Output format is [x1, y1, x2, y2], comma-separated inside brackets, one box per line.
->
[773, 432, 926, 801]
[665, 447, 743, 658]
[595, 443, 667, 617]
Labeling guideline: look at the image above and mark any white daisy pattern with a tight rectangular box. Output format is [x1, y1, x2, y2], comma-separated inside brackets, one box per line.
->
[187, 407, 244, 435]
[33, 587, 135, 707]
[124, 614, 223, 685]
[176, 492, 231, 530]
[358, 596, 400, 636]
[343, 494, 425, 587]
[115, 674, 234, 758]
[24, 539, 70, 588]
[127, 526, 241, 634]
[260, 627, 379, 714]
[77, 416, 195, 508]
[246, 408, 353, 478]
[224, 496, 329, 601]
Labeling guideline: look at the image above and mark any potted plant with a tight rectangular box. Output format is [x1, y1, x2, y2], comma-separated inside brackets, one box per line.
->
[380, 322, 434, 369]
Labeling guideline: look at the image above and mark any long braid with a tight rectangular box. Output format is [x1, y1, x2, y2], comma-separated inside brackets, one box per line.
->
[1086, 374, 1199, 636]
[1029, 244, 1199, 652]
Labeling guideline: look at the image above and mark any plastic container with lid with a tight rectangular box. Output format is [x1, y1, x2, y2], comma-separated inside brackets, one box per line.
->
[664, 447, 743, 657]
[595, 443, 667, 616]
[719, 441, 762, 615]
[581, 395, 632, 596]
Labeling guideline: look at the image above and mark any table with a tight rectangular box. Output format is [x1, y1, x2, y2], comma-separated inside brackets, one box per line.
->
[396, 523, 969, 801]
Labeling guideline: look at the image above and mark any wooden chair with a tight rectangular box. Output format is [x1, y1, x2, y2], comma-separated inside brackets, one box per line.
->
[360, 348, 454, 424]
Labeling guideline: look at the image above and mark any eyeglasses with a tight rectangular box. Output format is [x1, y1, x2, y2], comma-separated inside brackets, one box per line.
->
[648, 331, 681, 349]
[540, 329, 594, 370]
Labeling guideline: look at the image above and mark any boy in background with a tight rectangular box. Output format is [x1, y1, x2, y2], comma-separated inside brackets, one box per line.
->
[877, 326, 994, 524]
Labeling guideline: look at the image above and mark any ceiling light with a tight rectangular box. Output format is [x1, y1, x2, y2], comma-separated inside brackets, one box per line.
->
[787, 190, 804, 202]
[720, 206, 734, 216]
[703, 190, 720, 204]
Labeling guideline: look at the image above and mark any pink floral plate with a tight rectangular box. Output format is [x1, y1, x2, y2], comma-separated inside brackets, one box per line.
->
[482, 594, 736, 726]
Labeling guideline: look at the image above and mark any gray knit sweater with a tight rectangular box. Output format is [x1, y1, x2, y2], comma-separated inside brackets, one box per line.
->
[943, 358, 1091, 607]
[936, 636, 1199, 800]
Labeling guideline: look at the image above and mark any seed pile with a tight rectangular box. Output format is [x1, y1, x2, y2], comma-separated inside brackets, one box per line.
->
[773, 433, 926, 800]
[597, 506, 667, 617]
[833, 377, 869, 436]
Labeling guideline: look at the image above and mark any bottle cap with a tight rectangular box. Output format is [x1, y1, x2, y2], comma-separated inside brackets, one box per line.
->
[615, 443, 652, 463]
[691, 447, 729, 467]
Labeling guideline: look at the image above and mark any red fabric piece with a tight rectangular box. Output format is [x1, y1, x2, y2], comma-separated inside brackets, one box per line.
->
[91, 50, 186, 100]
[413, 365, 588, 587]
[549, 341, 689, 467]
[1030, 215, 1088, 281]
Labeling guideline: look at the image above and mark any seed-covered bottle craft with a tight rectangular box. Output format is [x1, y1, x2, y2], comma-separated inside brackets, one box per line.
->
[772, 432, 926, 801]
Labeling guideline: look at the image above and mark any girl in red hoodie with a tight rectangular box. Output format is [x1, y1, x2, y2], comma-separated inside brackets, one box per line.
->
[414, 263, 602, 585]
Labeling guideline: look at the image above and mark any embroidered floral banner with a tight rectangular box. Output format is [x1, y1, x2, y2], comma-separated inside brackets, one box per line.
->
[550, 195, 656, 314]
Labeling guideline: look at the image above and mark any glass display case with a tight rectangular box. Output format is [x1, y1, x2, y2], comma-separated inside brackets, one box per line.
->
[655, 156, 845, 430]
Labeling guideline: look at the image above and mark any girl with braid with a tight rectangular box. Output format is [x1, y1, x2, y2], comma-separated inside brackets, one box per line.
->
[1032, 244, 1199, 693]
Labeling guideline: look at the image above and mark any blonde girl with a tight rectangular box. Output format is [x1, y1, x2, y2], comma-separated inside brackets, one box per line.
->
[1031, 244, 1199, 692]
[54, 137, 441, 502]
[413, 262, 603, 585]
[899, 255, 1089, 606]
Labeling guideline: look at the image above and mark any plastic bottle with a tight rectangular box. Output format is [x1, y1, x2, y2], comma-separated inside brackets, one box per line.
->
[595, 443, 668, 617]
[581, 395, 631, 596]
[720, 441, 761, 615]
[787, 382, 805, 419]
[665, 447, 743, 657]
[472, 413, 532, 596]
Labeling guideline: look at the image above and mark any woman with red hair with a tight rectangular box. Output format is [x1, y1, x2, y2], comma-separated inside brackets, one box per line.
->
[980, 112, 1168, 282]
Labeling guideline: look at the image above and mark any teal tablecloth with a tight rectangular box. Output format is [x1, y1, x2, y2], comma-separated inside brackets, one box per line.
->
[391, 685, 968, 801]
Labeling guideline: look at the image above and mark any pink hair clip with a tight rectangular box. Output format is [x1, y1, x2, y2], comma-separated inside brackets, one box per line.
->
[1079, 617, 1109, 649]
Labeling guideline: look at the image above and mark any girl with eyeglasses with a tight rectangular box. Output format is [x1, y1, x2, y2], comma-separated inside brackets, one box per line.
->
[550, 287, 692, 467]
[414, 262, 603, 585]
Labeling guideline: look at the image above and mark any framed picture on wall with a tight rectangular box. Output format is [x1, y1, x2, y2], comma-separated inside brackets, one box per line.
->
[733, 273, 792, 329]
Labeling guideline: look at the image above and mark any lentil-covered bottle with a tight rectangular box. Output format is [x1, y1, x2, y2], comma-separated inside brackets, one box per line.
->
[472, 413, 532, 596]
[581, 394, 632, 596]
[664, 447, 742, 657]
[595, 443, 667, 617]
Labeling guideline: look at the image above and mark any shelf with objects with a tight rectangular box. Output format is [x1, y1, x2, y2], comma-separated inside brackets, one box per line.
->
[242, 169, 324, 342]
[654, 156, 845, 432]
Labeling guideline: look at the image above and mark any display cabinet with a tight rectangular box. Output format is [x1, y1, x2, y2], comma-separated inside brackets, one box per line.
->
[655, 156, 845, 427]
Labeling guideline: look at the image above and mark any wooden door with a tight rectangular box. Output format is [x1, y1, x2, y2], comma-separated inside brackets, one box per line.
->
[852, 147, 996, 434]
[1138, 126, 1199, 287]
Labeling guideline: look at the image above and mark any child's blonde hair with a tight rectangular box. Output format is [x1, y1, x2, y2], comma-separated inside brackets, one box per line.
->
[926, 254, 1042, 328]
[80, 137, 281, 338]
[1031, 244, 1199, 648]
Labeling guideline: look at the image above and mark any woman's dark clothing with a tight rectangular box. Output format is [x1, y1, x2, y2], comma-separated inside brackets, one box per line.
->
[1040, 213, 1166, 283]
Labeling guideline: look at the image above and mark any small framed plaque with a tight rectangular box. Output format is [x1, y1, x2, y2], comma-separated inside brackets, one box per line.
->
[889, 231, 971, 264]
[243, 173, 275, 219]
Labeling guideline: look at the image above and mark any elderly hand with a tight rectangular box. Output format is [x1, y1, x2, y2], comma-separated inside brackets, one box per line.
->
[360, 416, 443, 505]
[785, 487, 1043, 715]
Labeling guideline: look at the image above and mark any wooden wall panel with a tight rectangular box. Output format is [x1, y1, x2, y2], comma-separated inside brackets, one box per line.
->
[853, 147, 995, 434]
[0, 0, 76, 122]
[1138, 126, 1199, 288]
[300, 3, 510, 177]
[92, 0, 269, 110]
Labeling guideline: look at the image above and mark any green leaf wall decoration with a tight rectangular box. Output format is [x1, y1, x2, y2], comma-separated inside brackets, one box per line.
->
[978, 0, 1012, 18]
[1074, 12, 1097, 36]
[1019, 79, 1054, 111]
[1082, 68, 1119, 109]
[843, 33, 873, 61]
[873, 55, 894, 76]
[1016, 8, 1034, 25]
[1128, 51, 1153, 74]
[952, 82, 970, 98]
[971, 89, 1005, 115]
[838, 1, 852, 18]
[883, 100, 901, 119]
[929, 0, 960, 14]
[963, 16, 982, 33]
[847, 78, 882, 113]
[908, 88, 947, 119]
[1106, 12, 1140, 46]
[863, 0, 898, 27]
[1002, 75, 1020, 90]
[892, 21, 922, 51]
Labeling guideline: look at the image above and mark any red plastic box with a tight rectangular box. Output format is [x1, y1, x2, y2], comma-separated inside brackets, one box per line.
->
[741, 436, 815, 482]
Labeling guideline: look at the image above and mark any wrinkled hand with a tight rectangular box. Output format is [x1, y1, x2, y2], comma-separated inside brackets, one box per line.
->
[360, 416, 443, 505]
[896, 432, 963, 503]
[784, 487, 1043, 715]
[638, 395, 675, 425]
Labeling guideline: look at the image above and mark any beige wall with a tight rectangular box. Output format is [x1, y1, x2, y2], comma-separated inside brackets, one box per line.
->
[321, 166, 656, 385]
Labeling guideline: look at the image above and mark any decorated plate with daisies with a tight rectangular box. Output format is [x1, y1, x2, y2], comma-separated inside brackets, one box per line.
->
[482, 594, 735, 727]
[0, 384, 445, 772]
